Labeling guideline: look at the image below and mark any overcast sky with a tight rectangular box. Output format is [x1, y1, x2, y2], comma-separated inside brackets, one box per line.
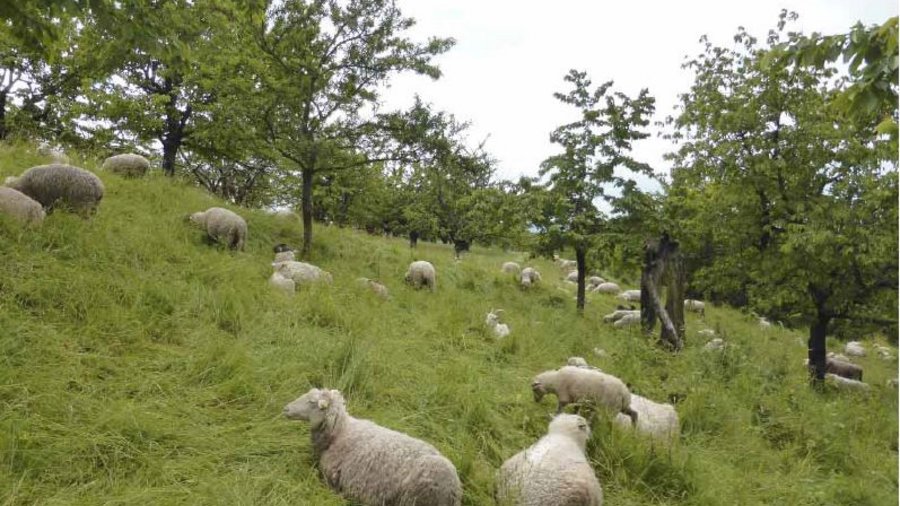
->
[380, 0, 897, 190]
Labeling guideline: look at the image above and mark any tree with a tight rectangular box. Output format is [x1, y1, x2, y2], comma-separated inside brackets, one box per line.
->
[538, 70, 655, 312]
[665, 13, 898, 382]
[248, 0, 453, 256]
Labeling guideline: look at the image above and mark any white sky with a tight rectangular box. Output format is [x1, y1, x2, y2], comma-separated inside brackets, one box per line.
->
[381, 0, 898, 190]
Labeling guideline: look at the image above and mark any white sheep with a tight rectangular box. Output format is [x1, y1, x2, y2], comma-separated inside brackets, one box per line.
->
[101, 153, 150, 178]
[0, 187, 45, 226]
[356, 277, 389, 299]
[496, 414, 603, 506]
[757, 316, 772, 329]
[531, 366, 637, 424]
[5, 164, 104, 216]
[274, 250, 295, 263]
[587, 276, 605, 288]
[825, 373, 870, 391]
[827, 352, 851, 362]
[189, 207, 247, 250]
[613, 394, 679, 442]
[520, 267, 542, 288]
[602, 309, 639, 323]
[697, 328, 716, 337]
[844, 341, 866, 357]
[684, 299, 705, 315]
[591, 282, 620, 294]
[554, 255, 578, 272]
[874, 345, 894, 360]
[703, 338, 725, 351]
[274, 261, 333, 286]
[566, 357, 601, 371]
[485, 309, 510, 338]
[268, 271, 296, 293]
[617, 289, 641, 303]
[501, 261, 521, 274]
[405, 260, 436, 291]
[284, 388, 462, 506]
[565, 271, 578, 283]
[613, 313, 641, 328]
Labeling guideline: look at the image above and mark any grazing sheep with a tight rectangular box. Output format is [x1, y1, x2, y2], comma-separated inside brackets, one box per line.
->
[698, 329, 716, 337]
[496, 414, 603, 506]
[268, 271, 296, 293]
[617, 289, 641, 303]
[566, 357, 601, 371]
[827, 352, 851, 362]
[485, 309, 510, 339]
[101, 153, 150, 178]
[189, 207, 247, 250]
[805, 357, 863, 381]
[587, 276, 605, 288]
[404, 260, 436, 291]
[844, 341, 866, 357]
[591, 282, 621, 294]
[602, 309, 639, 323]
[520, 267, 542, 288]
[757, 316, 772, 329]
[5, 164, 104, 215]
[531, 366, 637, 424]
[703, 338, 725, 351]
[874, 345, 894, 360]
[684, 299, 705, 315]
[592, 348, 607, 358]
[825, 373, 870, 391]
[356, 277, 389, 299]
[613, 313, 641, 328]
[501, 261, 521, 274]
[284, 388, 462, 506]
[0, 187, 45, 226]
[554, 255, 578, 272]
[274, 261, 333, 286]
[613, 394, 679, 442]
[565, 271, 579, 283]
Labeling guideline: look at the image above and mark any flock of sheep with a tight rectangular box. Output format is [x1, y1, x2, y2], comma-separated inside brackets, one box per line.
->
[1, 151, 891, 506]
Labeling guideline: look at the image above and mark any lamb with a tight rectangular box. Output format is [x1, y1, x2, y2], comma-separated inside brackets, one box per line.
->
[0, 187, 45, 226]
[613, 394, 679, 442]
[284, 388, 462, 506]
[501, 261, 521, 274]
[804, 357, 863, 381]
[268, 271, 296, 293]
[602, 309, 639, 323]
[591, 282, 620, 294]
[684, 299, 705, 315]
[189, 207, 247, 250]
[617, 289, 641, 303]
[496, 414, 603, 506]
[485, 309, 510, 338]
[101, 153, 150, 178]
[404, 260, 436, 291]
[531, 366, 637, 425]
[520, 267, 542, 287]
[5, 164, 104, 215]
[356, 277, 390, 299]
[844, 341, 866, 357]
[274, 260, 333, 286]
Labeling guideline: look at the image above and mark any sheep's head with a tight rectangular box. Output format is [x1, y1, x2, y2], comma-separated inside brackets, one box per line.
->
[188, 211, 204, 226]
[273, 243, 292, 253]
[548, 414, 591, 448]
[283, 388, 344, 428]
[485, 310, 502, 327]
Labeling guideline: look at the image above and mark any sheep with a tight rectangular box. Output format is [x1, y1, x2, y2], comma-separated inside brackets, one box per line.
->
[844, 341, 866, 357]
[613, 313, 641, 328]
[520, 267, 542, 288]
[0, 187, 45, 226]
[757, 316, 772, 329]
[874, 345, 893, 360]
[565, 271, 578, 283]
[273, 244, 296, 263]
[356, 277, 390, 299]
[613, 394, 679, 442]
[268, 271, 296, 293]
[485, 309, 510, 339]
[684, 299, 705, 315]
[274, 260, 333, 286]
[602, 309, 639, 323]
[591, 282, 620, 294]
[501, 261, 521, 274]
[404, 260, 436, 291]
[617, 289, 641, 303]
[37, 141, 69, 164]
[703, 338, 725, 351]
[554, 255, 578, 272]
[5, 164, 104, 215]
[189, 207, 247, 250]
[825, 373, 870, 391]
[496, 414, 603, 506]
[566, 357, 601, 371]
[587, 276, 605, 288]
[284, 388, 462, 506]
[827, 352, 851, 362]
[804, 357, 863, 381]
[531, 366, 637, 425]
[698, 328, 716, 337]
[592, 348, 607, 358]
[101, 153, 150, 178]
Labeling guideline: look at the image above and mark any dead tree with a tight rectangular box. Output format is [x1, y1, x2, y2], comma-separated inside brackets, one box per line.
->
[640, 233, 686, 350]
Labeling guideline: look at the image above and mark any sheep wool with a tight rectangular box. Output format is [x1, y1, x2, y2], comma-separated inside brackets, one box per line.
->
[591, 282, 620, 294]
[101, 153, 150, 178]
[519, 267, 542, 287]
[497, 414, 603, 506]
[565, 271, 578, 283]
[587, 276, 605, 288]
[844, 341, 866, 357]
[613, 394, 679, 442]
[189, 207, 247, 250]
[275, 261, 333, 286]
[613, 313, 641, 328]
[284, 388, 462, 506]
[274, 250, 296, 263]
[684, 299, 705, 314]
[6, 164, 104, 215]
[356, 277, 389, 299]
[602, 309, 639, 324]
[501, 261, 521, 274]
[0, 187, 45, 226]
[268, 271, 296, 293]
[485, 310, 510, 338]
[617, 289, 641, 302]
[405, 260, 436, 291]
[532, 366, 637, 424]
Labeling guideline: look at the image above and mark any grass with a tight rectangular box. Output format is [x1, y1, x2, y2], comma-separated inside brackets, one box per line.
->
[0, 141, 897, 505]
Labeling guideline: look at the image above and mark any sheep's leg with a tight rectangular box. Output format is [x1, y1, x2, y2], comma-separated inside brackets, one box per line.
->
[556, 400, 568, 414]
[623, 407, 639, 426]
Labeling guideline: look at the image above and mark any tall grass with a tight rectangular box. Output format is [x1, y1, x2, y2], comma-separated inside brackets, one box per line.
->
[0, 142, 897, 505]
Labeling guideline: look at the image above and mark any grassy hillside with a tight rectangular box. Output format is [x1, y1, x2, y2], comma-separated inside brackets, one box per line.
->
[0, 142, 897, 505]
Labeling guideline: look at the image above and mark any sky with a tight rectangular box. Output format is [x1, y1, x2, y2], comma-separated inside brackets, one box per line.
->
[380, 0, 898, 190]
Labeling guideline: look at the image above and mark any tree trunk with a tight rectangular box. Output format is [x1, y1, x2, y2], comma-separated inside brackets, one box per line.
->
[807, 284, 832, 383]
[409, 230, 419, 248]
[0, 92, 7, 140]
[161, 139, 178, 177]
[301, 168, 314, 257]
[575, 246, 586, 313]
[640, 233, 685, 350]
